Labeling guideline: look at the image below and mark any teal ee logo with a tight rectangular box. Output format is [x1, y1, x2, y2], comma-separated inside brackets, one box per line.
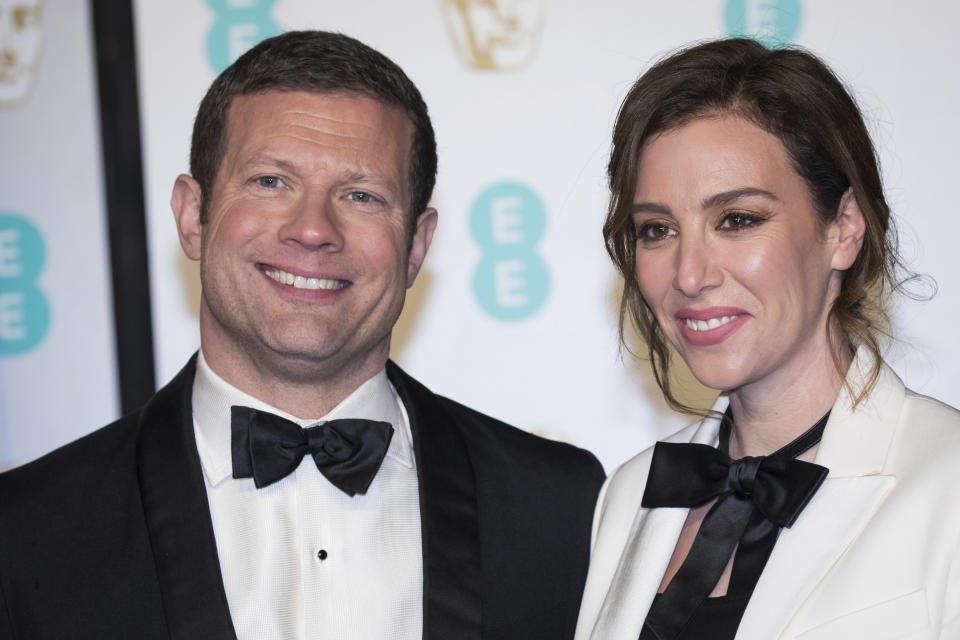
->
[0, 213, 49, 355]
[206, 0, 280, 74]
[724, 0, 802, 47]
[470, 182, 549, 321]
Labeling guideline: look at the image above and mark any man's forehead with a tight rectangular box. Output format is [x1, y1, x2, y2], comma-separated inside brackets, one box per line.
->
[224, 90, 413, 137]
[219, 91, 412, 173]
[215, 90, 414, 202]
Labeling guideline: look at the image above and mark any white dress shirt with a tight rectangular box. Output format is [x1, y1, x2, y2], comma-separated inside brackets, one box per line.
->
[192, 352, 423, 640]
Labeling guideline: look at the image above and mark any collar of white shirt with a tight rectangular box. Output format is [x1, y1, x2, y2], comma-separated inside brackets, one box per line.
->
[191, 351, 415, 487]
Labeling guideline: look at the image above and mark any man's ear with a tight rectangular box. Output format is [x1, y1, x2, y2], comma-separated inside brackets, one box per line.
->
[830, 188, 866, 272]
[171, 174, 204, 261]
[406, 208, 438, 287]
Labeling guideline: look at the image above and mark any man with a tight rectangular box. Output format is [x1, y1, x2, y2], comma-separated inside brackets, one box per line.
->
[0, 31, 604, 640]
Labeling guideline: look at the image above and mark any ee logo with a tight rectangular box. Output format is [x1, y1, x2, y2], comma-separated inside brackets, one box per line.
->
[470, 182, 549, 321]
[206, 0, 280, 74]
[0, 214, 50, 355]
[724, 0, 802, 47]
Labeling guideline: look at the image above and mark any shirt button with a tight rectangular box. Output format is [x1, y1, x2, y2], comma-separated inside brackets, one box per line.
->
[317, 549, 328, 561]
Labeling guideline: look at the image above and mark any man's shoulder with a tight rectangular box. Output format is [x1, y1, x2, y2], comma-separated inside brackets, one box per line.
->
[387, 361, 604, 480]
[439, 391, 600, 463]
[0, 412, 141, 515]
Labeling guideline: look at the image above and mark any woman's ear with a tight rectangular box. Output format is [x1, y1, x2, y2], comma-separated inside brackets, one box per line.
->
[830, 188, 867, 271]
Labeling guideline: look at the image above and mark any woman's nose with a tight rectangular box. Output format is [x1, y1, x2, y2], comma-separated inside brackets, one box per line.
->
[673, 232, 721, 297]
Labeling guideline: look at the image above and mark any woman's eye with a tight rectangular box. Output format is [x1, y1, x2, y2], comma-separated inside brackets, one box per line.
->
[719, 212, 762, 230]
[637, 222, 676, 241]
[256, 176, 283, 188]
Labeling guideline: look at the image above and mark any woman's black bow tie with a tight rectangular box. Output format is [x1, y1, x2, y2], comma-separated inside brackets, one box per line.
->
[639, 410, 830, 640]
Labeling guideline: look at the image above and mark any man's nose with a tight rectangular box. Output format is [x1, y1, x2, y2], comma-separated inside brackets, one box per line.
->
[279, 194, 346, 251]
[673, 232, 721, 297]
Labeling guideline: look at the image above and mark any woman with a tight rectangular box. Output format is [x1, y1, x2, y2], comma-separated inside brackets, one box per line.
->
[575, 39, 960, 640]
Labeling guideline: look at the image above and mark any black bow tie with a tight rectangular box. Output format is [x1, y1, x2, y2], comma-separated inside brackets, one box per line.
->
[639, 410, 829, 640]
[230, 406, 394, 496]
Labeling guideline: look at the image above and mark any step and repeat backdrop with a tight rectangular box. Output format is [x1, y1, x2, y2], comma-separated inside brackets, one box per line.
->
[0, 1, 117, 471]
[2, 1, 959, 472]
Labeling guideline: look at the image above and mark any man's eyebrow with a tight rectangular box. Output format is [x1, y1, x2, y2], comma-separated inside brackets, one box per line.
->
[238, 155, 299, 173]
[701, 187, 778, 209]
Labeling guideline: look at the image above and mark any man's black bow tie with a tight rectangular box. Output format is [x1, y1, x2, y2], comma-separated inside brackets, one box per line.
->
[639, 410, 829, 640]
[230, 406, 394, 496]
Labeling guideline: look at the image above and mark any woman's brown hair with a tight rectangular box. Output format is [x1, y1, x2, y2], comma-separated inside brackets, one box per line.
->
[606, 38, 901, 413]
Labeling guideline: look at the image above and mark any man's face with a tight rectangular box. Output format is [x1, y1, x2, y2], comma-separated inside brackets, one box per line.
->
[174, 91, 436, 387]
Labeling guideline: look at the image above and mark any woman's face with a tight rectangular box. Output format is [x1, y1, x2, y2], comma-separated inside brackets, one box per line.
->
[632, 115, 855, 395]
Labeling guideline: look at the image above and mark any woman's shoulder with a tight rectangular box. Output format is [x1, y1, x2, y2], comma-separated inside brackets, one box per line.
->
[901, 386, 960, 426]
[892, 386, 960, 475]
[596, 421, 703, 522]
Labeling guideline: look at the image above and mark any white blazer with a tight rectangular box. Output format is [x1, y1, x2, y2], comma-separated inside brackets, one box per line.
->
[576, 350, 960, 639]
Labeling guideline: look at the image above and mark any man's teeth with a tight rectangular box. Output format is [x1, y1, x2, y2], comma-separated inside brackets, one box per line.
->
[264, 268, 347, 290]
[684, 315, 738, 331]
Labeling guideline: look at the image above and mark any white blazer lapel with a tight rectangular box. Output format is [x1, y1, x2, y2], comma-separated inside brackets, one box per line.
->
[735, 475, 896, 639]
[589, 405, 726, 640]
[736, 350, 904, 639]
[589, 504, 687, 640]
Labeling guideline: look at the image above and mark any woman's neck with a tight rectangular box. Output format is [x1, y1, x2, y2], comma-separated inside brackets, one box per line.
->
[726, 343, 851, 459]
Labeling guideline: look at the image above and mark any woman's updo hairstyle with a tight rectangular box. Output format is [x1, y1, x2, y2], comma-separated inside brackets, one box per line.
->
[605, 38, 901, 412]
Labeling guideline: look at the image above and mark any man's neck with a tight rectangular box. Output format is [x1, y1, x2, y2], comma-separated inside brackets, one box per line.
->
[199, 345, 388, 419]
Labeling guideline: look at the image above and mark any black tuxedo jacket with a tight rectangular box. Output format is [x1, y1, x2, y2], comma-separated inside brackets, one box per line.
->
[0, 358, 604, 639]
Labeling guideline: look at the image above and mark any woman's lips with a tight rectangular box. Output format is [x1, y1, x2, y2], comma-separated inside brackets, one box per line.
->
[674, 307, 750, 346]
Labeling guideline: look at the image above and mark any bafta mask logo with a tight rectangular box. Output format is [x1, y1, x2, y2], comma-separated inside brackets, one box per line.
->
[439, 0, 545, 72]
[723, 0, 802, 47]
[0, 0, 44, 107]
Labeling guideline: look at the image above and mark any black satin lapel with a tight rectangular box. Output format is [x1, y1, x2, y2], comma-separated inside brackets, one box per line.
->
[136, 355, 237, 640]
[387, 361, 482, 640]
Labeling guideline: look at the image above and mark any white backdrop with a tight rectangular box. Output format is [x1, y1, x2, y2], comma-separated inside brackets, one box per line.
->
[0, 0, 118, 471]
[133, 0, 960, 472]
[4, 1, 957, 473]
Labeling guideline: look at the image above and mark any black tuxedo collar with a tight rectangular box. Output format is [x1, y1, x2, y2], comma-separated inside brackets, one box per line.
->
[387, 361, 483, 640]
[134, 356, 481, 640]
[135, 354, 237, 640]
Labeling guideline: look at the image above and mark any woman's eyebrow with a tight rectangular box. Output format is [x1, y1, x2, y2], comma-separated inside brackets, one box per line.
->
[702, 187, 779, 209]
[630, 201, 671, 216]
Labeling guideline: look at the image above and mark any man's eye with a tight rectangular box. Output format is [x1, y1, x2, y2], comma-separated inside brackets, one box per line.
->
[348, 191, 374, 203]
[256, 176, 282, 188]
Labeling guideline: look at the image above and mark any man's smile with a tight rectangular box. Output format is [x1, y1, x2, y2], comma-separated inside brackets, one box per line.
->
[260, 265, 350, 291]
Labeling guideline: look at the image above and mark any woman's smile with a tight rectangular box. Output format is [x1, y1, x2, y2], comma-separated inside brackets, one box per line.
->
[632, 115, 847, 394]
[674, 307, 750, 346]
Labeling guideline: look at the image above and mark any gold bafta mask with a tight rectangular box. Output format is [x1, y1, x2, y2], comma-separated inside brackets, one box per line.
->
[0, 0, 44, 107]
[439, 0, 545, 71]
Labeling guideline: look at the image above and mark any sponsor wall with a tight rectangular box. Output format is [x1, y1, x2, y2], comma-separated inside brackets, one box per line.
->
[0, 1, 118, 470]
[2, 1, 958, 473]
[134, 0, 960, 471]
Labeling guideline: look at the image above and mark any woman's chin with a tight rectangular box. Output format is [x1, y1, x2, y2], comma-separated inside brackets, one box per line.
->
[683, 358, 750, 394]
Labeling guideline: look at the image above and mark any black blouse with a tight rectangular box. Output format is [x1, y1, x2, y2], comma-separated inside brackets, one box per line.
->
[638, 409, 830, 640]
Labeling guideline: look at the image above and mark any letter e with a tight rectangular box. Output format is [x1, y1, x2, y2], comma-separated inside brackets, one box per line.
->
[0, 292, 26, 341]
[494, 259, 527, 307]
[491, 196, 524, 244]
[0, 229, 21, 278]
